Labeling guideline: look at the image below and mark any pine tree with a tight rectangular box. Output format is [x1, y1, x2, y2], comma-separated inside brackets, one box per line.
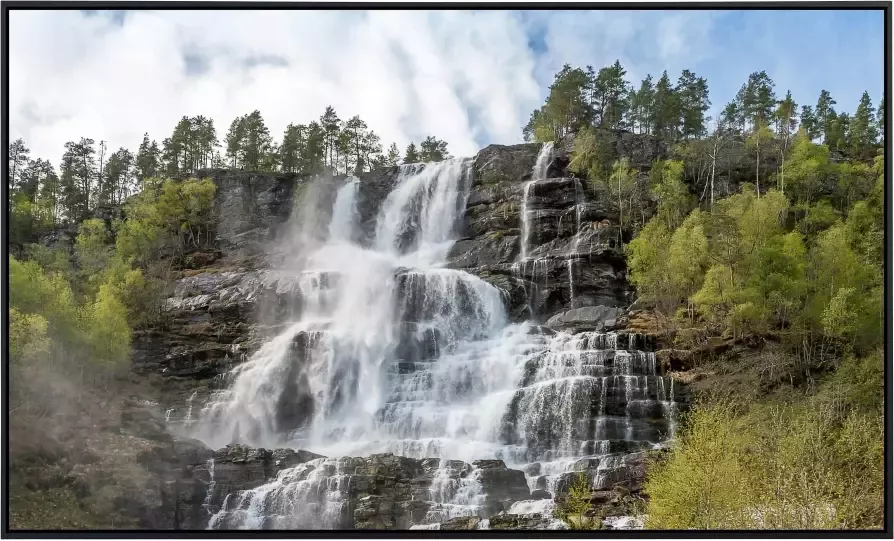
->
[651, 71, 680, 139]
[337, 128, 353, 175]
[826, 111, 850, 153]
[742, 71, 776, 129]
[240, 110, 274, 170]
[775, 91, 799, 194]
[225, 116, 245, 168]
[799, 106, 820, 141]
[385, 143, 400, 166]
[849, 91, 877, 159]
[677, 70, 711, 139]
[630, 75, 655, 134]
[720, 100, 743, 134]
[774, 90, 798, 137]
[362, 130, 382, 172]
[280, 123, 305, 173]
[345, 115, 369, 174]
[135, 133, 160, 181]
[320, 106, 341, 169]
[36, 162, 61, 228]
[102, 148, 134, 205]
[876, 95, 885, 146]
[8, 138, 30, 199]
[302, 121, 326, 175]
[593, 60, 630, 129]
[536, 64, 593, 140]
[815, 89, 837, 144]
[404, 142, 420, 164]
[419, 137, 449, 162]
[59, 138, 96, 221]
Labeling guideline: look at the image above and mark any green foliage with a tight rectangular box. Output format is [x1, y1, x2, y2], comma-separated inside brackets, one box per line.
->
[555, 472, 600, 530]
[645, 392, 883, 529]
[569, 126, 613, 187]
[627, 220, 673, 311]
[524, 64, 593, 142]
[75, 218, 113, 282]
[115, 177, 216, 264]
[9, 308, 50, 366]
[419, 136, 450, 162]
[649, 159, 693, 230]
[794, 200, 839, 237]
[627, 210, 709, 317]
[84, 284, 133, 365]
[9, 256, 130, 369]
[644, 402, 758, 529]
[786, 132, 832, 205]
[25, 243, 71, 276]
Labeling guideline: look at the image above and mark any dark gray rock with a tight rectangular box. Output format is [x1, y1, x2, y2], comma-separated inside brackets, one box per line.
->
[545, 305, 623, 332]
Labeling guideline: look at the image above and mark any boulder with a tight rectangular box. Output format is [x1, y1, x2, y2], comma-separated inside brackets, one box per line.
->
[546, 305, 622, 332]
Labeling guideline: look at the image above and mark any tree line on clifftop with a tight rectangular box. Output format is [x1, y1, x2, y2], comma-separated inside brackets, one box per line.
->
[8, 105, 451, 236]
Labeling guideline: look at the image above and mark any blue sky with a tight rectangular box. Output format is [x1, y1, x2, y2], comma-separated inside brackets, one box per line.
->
[9, 9, 886, 162]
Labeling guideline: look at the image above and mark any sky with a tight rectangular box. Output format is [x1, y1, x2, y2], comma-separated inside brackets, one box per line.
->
[8, 9, 886, 164]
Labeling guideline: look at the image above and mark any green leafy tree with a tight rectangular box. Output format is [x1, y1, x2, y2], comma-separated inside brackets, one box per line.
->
[775, 91, 799, 192]
[649, 159, 694, 230]
[745, 121, 776, 196]
[555, 473, 599, 529]
[75, 218, 113, 290]
[786, 131, 831, 205]
[569, 126, 614, 190]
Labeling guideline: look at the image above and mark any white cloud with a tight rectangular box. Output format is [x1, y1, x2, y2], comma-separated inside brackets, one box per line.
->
[13, 9, 877, 168]
[9, 10, 543, 163]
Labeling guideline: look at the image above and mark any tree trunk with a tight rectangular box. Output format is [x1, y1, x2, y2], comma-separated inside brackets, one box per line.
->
[710, 151, 716, 209]
[756, 140, 761, 198]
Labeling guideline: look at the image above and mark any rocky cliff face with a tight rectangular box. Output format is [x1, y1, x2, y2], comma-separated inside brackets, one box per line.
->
[118, 132, 693, 530]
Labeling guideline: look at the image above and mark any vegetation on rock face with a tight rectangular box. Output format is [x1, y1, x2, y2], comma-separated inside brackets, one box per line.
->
[8, 175, 219, 528]
[541, 63, 884, 530]
[555, 472, 601, 530]
[644, 371, 883, 530]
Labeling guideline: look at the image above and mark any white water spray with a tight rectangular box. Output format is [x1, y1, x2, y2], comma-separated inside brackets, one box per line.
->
[192, 153, 679, 529]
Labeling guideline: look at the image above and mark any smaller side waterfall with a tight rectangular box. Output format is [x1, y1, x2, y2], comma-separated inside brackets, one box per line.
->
[518, 142, 555, 263]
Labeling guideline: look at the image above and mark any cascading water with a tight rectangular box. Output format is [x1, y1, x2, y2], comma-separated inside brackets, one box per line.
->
[193, 152, 681, 530]
[515, 142, 555, 320]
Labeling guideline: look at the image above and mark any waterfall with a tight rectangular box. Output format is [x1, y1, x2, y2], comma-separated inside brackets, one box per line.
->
[193, 152, 680, 529]
[328, 178, 358, 243]
[518, 142, 554, 263]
